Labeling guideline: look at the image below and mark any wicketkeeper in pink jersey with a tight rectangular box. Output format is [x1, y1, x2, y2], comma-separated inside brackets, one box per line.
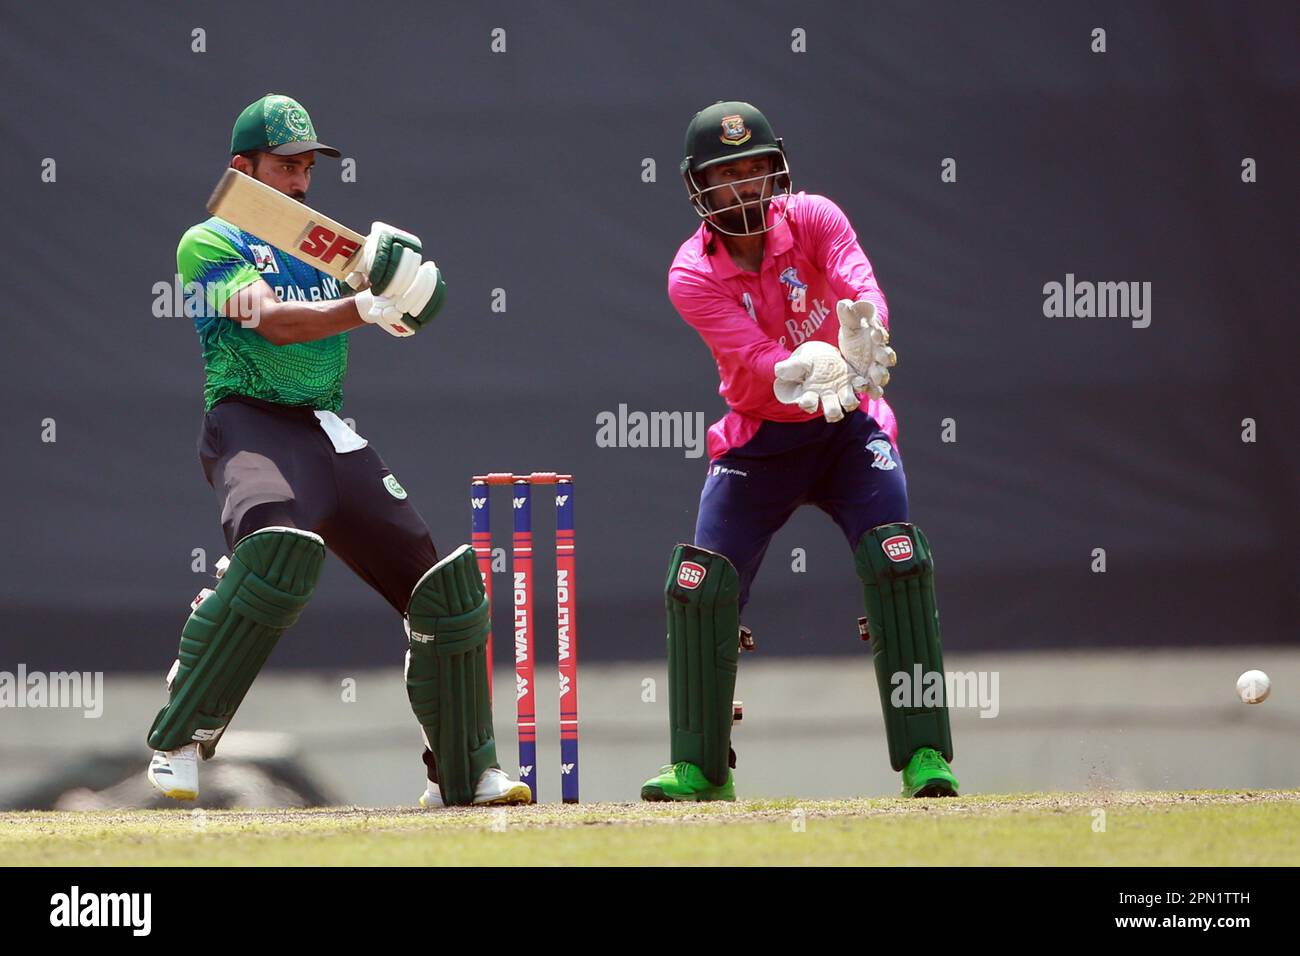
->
[641, 101, 959, 801]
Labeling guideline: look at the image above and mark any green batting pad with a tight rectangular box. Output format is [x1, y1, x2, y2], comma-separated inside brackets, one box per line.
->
[147, 528, 324, 756]
[405, 544, 498, 806]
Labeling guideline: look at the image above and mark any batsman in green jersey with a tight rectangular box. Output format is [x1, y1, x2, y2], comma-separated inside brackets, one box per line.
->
[146, 94, 529, 808]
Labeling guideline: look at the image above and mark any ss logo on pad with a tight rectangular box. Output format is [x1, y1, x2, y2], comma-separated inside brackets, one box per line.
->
[881, 536, 913, 562]
[677, 562, 706, 589]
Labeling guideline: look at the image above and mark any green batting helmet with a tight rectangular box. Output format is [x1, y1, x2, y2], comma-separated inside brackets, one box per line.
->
[681, 101, 792, 236]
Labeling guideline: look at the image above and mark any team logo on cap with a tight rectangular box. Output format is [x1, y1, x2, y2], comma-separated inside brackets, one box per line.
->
[286, 107, 311, 137]
[881, 535, 913, 562]
[719, 114, 752, 146]
[677, 561, 707, 589]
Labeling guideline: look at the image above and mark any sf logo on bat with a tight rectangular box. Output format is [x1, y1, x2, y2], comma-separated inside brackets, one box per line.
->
[294, 222, 360, 269]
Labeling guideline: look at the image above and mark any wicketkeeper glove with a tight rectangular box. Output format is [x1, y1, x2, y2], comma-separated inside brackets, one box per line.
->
[773, 340, 861, 423]
[836, 299, 897, 400]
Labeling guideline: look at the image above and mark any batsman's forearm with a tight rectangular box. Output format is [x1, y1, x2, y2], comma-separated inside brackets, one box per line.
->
[252, 297, 366, 345]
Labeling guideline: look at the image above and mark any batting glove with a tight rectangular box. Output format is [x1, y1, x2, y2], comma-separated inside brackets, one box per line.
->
[345, 221, 422, 297]
[353, 288, 417, 337]
[353, 260, 446, 338]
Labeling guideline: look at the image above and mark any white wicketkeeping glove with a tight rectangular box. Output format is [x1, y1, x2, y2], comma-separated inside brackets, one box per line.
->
[836, 299, 897, 400]
[773, 341, 861, 423]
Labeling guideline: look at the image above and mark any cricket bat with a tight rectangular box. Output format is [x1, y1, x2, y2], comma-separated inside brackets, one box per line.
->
[206, 169, 364, 281]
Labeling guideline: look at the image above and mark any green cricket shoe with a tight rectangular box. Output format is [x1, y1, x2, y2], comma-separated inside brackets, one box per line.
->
[640, 761, 737, 802]
[902, 747, 959, 797]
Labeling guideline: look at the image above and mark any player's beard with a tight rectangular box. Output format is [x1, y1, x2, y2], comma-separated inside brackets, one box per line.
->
[709, 194, 770, 235]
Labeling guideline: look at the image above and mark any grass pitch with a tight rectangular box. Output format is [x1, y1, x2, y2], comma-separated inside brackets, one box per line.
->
[3, 791, 1297, 866]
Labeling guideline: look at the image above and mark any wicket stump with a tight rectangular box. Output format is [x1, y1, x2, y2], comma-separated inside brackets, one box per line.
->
[471, 472, 580, 803]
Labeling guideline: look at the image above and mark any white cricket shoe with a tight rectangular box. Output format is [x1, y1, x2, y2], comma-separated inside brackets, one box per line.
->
[419, 767, 532, 808]
[148, 743, 200, 800]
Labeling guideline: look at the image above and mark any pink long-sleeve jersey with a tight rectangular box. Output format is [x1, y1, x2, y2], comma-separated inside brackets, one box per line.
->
[668, 191, 897, 461]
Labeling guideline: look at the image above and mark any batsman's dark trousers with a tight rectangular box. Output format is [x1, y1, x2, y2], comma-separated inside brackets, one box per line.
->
[199, 395, 438, 615]
[694, 409, 908, 611]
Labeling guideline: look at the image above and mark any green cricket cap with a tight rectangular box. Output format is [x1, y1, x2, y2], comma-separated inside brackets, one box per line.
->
[230, 94, 340, 157]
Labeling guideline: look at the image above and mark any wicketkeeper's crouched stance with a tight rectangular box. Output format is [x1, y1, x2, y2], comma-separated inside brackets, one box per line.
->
[641, 102, 959, 802]
[146, 94, 528, 807]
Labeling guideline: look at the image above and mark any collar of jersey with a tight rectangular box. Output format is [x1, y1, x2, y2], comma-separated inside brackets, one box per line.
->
[702, 201, 794, 279]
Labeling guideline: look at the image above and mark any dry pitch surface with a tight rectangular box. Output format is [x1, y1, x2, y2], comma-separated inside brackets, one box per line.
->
[3, 791, 1298, 866]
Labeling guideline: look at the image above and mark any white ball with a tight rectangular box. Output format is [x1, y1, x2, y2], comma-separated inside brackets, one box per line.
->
[1236, 669, 1271, 704]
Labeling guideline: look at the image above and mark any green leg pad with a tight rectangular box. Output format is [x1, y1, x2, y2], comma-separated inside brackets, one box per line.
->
[147, 528, 325, 756]
[406, 544, 498, 806]
[666, 544, 740, 787]
[855, 523, 954, 771]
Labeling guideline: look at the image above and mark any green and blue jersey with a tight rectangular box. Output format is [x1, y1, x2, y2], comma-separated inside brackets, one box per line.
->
[176, 216, 349, 412]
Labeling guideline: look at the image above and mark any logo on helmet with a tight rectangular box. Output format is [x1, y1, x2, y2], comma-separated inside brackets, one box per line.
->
[719, 115, 752, 146]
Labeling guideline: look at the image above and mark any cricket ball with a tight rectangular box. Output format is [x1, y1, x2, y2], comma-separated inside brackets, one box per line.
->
[1236, 669, 1271, 704]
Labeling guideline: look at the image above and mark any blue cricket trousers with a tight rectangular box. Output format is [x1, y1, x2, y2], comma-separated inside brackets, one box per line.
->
[694, 410, 908, 610]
